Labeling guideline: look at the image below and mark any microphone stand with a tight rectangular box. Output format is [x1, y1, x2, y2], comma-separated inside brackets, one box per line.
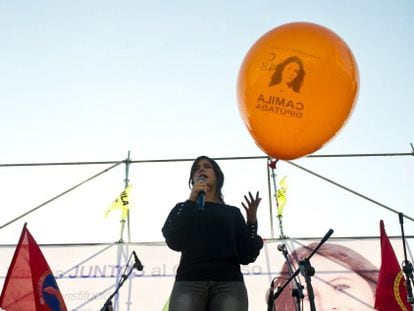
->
[269, 229, 334, 311]
[279, 244, 304, 311]
[299, 258, 316, 311]
[398, 213, 414, 309]
[100, 252, 144, 311]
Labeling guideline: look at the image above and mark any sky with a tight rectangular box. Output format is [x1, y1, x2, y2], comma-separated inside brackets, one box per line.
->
[0, 0, 413, 254]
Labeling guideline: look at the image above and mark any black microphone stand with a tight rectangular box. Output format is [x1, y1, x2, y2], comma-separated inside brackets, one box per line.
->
[279, 244, 304, 311]
[268, 228, 334, 311]
[299, 257, 316, 311]
[100, 252, 144, 311]
[398, 213, 414, 309]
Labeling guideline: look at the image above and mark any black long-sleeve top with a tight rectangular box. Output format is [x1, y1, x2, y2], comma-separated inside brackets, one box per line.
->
[162, 200, 263, 282]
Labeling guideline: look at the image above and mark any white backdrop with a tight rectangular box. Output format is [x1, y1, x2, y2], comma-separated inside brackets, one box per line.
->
[1, 237, 412, 310]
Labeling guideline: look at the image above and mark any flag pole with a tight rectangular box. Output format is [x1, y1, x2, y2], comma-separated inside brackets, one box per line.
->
[124, 150, 131, 243]
[118, 151, 131, 243]
[268, 159, 286, 239]
[266, 158, 275, 239]
[113, 151, 133, 311]
[398, 213, 414, 308]
[124, 151, 135, 311]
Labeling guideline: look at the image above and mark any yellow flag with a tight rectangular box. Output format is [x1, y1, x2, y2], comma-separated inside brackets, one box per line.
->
[276, 176, 287, 217]
[105, 184, 132, 220]
[162, 298, 169, 311]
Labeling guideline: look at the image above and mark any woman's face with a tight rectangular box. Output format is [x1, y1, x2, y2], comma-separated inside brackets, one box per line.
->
[282, 61, 300, 83]
[303, 254, 375, 310]
[192, 158, 217, 189]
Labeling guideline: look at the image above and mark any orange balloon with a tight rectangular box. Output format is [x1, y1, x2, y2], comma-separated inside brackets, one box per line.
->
[237, 22, 359, 160]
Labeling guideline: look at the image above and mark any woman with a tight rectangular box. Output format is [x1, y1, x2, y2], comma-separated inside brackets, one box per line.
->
[162, 155, 263, 311]
[269, 242, 378, 310]
[269, 56, 305, 94]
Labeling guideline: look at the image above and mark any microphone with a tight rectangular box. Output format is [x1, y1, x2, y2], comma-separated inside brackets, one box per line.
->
[321, 228, 334, 245]
[132, 251, 144, 271]
[197, 176, 206, 210]
[277, 244, 286, 252]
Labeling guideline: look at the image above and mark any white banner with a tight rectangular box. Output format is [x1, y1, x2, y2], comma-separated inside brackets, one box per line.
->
[1, 237, 413, 310]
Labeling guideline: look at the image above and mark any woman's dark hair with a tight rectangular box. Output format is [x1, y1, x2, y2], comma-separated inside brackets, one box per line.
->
[269, 56, 305, 92]
[272, 242, 378, 310]
[188, 155, 225, 204]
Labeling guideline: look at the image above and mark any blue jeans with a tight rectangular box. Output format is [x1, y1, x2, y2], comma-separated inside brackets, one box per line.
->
[169, 281, 248, 311]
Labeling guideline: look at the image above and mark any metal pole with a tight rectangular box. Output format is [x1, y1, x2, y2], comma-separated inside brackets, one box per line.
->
[266, 158, 275, 239]
[114, 151, 132, 311]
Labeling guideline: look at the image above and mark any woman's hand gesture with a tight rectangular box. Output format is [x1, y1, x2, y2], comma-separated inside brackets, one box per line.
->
[242, 191, 261, 224]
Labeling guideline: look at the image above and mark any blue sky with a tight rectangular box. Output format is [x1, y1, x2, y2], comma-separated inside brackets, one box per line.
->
[0, 1, 413, 250]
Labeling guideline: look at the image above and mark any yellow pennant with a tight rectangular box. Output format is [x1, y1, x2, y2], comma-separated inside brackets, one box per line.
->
[161, 297, 169, 311]
[105, 184, 132, 221]
[276, 176, 287, 217]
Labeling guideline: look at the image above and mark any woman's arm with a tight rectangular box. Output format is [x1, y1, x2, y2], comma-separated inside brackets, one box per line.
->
[238, 191, 264, 264]
[162, 200, 197, 251]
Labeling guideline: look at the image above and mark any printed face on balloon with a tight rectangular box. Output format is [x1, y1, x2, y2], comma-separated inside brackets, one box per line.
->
[237, 22, 359, 160]
[256, 55, 306, 120]
[269, 56, 305, 93]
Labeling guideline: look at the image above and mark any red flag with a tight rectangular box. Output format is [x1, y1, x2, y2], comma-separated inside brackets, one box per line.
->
[0, 224, 67, 311]
[374, 220, 410, 311]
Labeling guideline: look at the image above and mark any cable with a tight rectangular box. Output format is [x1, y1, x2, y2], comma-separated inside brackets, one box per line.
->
[286, 160, 414, 222]
[0, 162, 123, 230]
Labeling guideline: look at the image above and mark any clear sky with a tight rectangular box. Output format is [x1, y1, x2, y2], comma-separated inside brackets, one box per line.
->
[1, 0, 413, 253]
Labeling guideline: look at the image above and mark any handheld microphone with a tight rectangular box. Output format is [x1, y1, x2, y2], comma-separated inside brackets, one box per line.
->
[132, 251, 144, 271]
[197, 176, 206, 210]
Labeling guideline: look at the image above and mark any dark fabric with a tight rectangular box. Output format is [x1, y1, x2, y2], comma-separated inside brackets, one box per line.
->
[168, 280, 248, 311]
[162, 200, 263, 281]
